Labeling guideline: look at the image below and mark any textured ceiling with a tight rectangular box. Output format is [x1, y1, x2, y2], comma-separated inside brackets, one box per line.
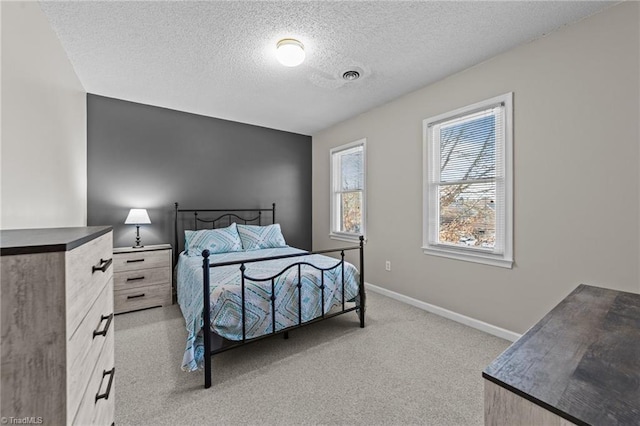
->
[39, 1, 616, 135]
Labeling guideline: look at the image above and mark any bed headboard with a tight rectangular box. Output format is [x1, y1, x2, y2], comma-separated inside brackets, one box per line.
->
[173, 202, 276, 264]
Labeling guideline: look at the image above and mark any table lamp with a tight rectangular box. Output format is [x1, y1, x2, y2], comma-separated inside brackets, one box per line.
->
[124, 208, 151, 248]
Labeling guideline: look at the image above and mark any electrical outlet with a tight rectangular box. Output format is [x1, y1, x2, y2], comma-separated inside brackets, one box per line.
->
[385, 260, 391, 271]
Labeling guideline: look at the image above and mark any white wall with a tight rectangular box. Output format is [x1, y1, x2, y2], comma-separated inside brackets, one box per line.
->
[312, 2, 640, 334]
[1, 2, 86, 229]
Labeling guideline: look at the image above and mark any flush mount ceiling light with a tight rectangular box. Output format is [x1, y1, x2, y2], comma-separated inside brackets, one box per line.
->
[276, 38, 305, 67]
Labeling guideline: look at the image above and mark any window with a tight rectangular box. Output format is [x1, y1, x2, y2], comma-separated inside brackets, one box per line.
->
[423, 93, 513, 268]
[330, 139, 366, 242]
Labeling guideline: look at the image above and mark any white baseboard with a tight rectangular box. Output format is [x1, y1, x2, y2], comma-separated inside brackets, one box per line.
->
[365, 282, 521, 342]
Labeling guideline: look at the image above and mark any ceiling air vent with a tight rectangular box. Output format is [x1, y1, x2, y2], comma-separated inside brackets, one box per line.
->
[342, 70, 360, 81]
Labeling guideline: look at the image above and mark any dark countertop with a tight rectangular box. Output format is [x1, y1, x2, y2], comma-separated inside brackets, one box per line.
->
[0, 226, 112, 256]
[483, 284, 640, 426]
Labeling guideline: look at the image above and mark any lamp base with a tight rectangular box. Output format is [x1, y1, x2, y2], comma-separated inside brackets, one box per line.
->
[133, 225, 144, 248]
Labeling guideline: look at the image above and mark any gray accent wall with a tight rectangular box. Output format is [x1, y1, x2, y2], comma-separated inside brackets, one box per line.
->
[87, 95, 311, 251]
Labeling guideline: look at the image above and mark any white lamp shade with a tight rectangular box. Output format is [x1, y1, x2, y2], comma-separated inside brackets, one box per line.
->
[125, 209, 151, 225]
[276, 39, 305, 67]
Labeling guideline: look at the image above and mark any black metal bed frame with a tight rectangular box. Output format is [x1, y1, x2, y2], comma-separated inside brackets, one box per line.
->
[174, 203, 366, 389]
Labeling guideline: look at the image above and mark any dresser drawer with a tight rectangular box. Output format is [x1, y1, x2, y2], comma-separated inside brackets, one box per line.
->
[114, 265, 171, 291]
[67, 278, 113, 419]
[66, 232, 113, 335]
[113, 248, 171, 273]
[72, 331, 115, 426]
[114, 282, 171, 314]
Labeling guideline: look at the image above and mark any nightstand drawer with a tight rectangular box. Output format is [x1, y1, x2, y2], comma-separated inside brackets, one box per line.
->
[114, 282, 171, 314]
[113, 248, 170, 272]
[114, 266, 171, 291]
[112, 244, 172, 314]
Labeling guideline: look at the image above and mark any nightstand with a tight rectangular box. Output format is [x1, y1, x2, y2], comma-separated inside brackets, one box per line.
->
[113, 244, 172, 314]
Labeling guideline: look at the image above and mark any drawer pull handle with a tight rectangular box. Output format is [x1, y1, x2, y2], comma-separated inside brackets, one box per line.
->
[126, 276, 145, 282]
[126, 259, 145, 263]
[93, 313, 113, 338]
[92, 258, 113, 273]
[127, 293, 145, 299]
[95, 368, 115, 403]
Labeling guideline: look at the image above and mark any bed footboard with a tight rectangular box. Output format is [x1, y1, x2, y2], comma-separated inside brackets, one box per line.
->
[201, 236, 365, 389]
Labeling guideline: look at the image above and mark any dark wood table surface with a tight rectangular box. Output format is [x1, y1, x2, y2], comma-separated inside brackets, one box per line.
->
[483, 284, 640, 426]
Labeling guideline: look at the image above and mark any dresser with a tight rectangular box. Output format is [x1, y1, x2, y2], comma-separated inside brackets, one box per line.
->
[1, 226, 115, 426]
[483, 284, 640, 426]
[113, 244, 172, 314]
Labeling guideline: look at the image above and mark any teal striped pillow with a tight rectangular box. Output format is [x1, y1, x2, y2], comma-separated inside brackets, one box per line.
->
[184, 223, 243, 256]
[237, 224, 287, 251]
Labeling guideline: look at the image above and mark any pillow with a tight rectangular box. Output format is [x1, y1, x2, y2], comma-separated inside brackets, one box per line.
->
[236, 223, 287, 251]
[184, 223, 243, 256]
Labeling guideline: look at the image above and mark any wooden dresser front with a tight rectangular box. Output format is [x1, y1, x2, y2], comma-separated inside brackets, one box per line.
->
[1, 226, 115, 426]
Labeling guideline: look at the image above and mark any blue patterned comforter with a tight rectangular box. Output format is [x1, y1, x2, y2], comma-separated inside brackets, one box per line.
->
[176, 247, 360, 372]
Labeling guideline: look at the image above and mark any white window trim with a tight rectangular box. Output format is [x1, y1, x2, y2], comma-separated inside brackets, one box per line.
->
[422, 93, 513, 268]
[330, 138, 367, 243]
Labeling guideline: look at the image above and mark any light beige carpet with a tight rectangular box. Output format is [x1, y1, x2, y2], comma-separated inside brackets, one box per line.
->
[114, 291, 510, 425]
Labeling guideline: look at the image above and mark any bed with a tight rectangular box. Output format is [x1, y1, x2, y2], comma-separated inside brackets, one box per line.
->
[174, 203, 366, 388]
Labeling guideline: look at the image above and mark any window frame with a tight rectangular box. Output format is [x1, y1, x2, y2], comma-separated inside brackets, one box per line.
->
[330, 138, 367, 243]
[422, 93, 513, 268]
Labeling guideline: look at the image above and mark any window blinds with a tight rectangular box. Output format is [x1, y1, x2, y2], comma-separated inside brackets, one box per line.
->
[429, 103, 505, 253]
